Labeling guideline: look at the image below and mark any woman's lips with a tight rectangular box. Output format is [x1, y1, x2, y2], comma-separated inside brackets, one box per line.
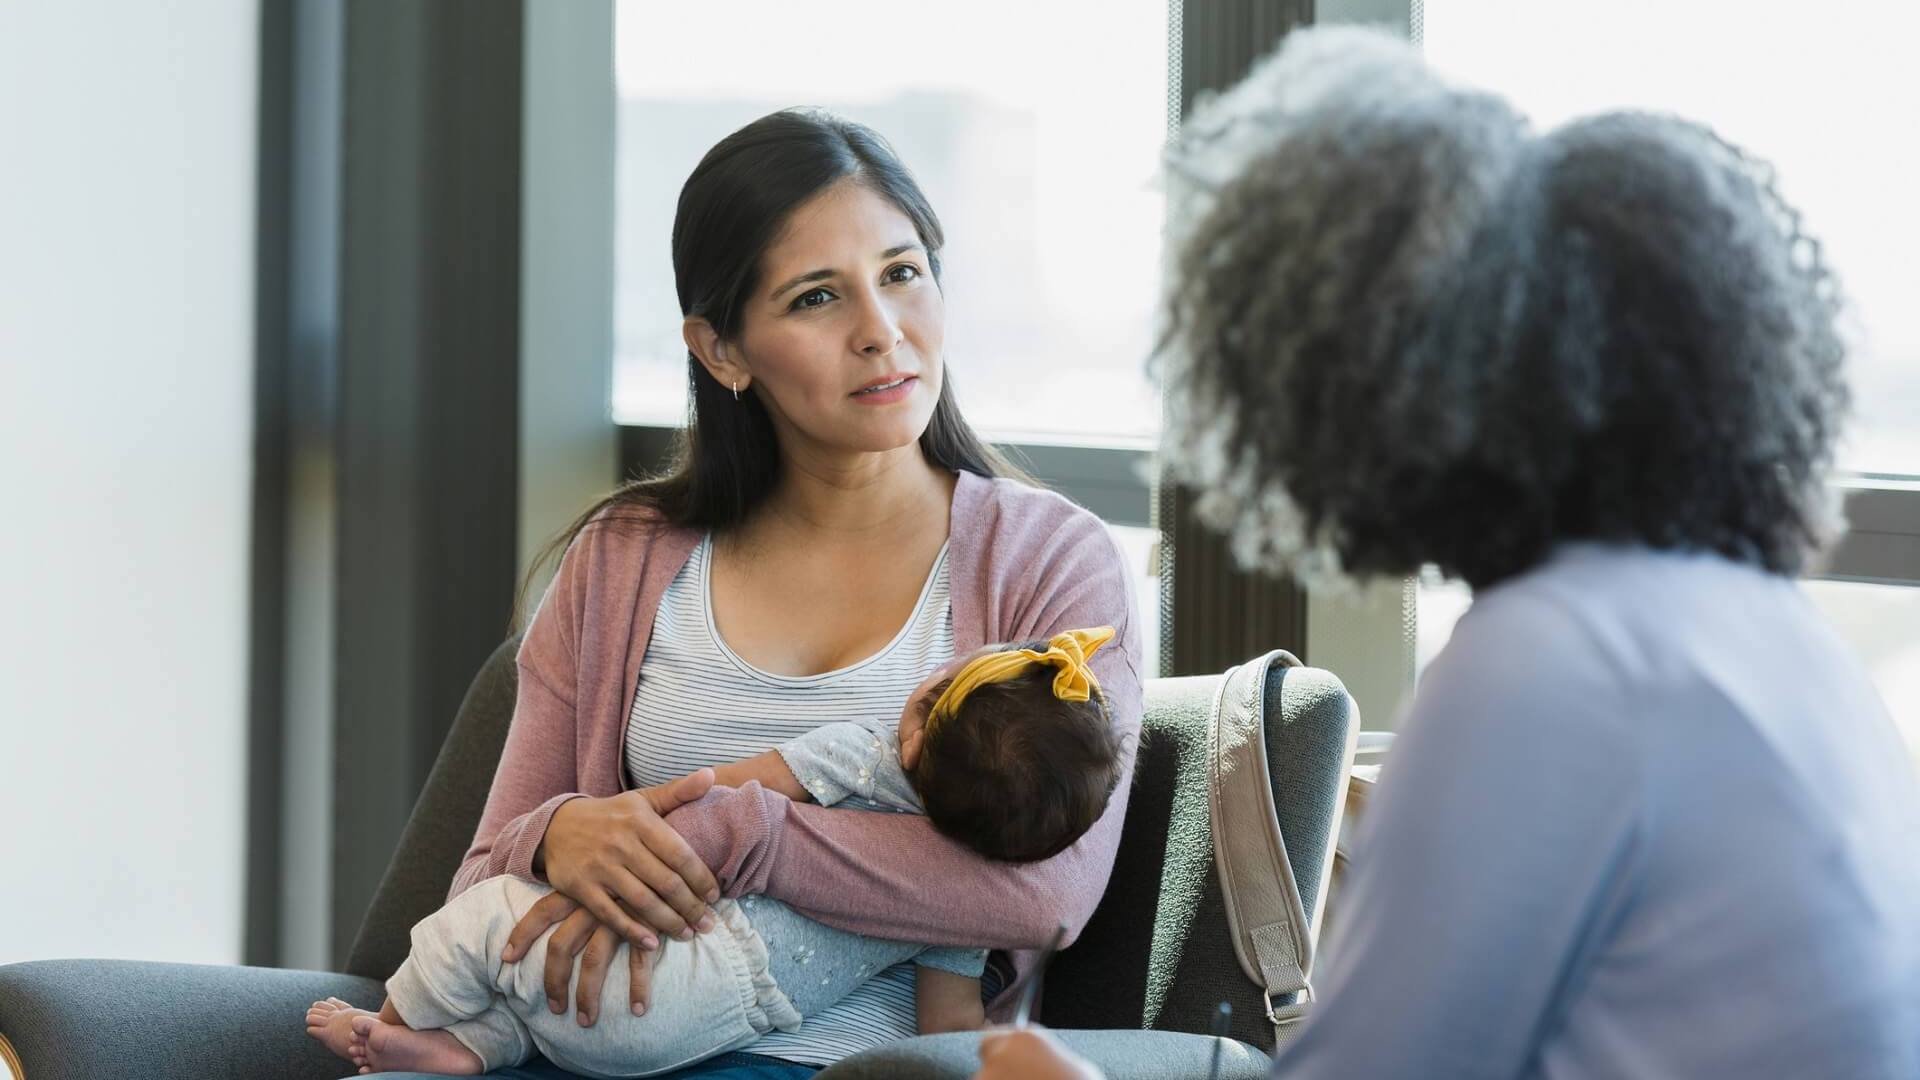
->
[850, 375, 917, 404]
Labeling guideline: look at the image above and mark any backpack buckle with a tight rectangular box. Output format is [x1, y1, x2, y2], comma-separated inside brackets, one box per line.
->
[1264, 981, 1314, 1027]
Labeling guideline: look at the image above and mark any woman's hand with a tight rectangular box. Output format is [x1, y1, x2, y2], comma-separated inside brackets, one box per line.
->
[500, 769, 721, 1023]
[500, 891, 670, 1025]
[973, 1028, 1105, 1080]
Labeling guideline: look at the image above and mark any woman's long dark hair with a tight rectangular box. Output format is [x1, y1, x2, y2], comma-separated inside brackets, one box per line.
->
[516, 109, 1023, 626]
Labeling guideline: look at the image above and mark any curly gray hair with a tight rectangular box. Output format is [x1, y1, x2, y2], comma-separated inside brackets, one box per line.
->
[1156, 27, 1848, 589]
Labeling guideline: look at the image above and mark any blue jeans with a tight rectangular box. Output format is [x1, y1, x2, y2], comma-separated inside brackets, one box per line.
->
[359, 1051, 820, 1080]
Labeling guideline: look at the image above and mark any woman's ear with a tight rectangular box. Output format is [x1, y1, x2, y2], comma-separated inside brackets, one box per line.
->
[899, 726, 926, 772]
[683, 316, 750, 396]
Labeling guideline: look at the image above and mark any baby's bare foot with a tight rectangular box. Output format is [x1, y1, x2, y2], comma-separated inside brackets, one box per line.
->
[305, 997, 377, 1062]
[347, 1017, 371, 1071]
[349, 1014, 484, 1076]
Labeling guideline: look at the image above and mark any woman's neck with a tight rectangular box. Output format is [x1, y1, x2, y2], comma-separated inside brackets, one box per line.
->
[755, 444, 954, 542]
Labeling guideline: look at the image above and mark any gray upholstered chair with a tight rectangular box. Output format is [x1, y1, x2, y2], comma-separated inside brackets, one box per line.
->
[0, 638, 1356, 1080]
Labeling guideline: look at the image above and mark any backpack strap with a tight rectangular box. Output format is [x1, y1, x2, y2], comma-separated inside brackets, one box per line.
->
[1208, 649, 1316, 1046]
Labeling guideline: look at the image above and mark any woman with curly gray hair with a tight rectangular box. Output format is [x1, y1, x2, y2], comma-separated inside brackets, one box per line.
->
[973, 26, 1918, 1080]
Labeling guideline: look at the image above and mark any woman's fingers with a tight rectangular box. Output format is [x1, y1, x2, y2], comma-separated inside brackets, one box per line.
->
[542, 906, 600, 1014]
[626, 822, 717, 931]
[628, 934, 661, 1017]
[571, 923, 621, 1028]
[643, 767, 715, 817]
[537, 789, 720, 945]
[502, 889, 579, 965]
[631, 858, 706, 941]
[580, 856, 682, 944]
[633, 776, 721, 903]
[574, 882, 662, 954]
[588, 814, 707, 940]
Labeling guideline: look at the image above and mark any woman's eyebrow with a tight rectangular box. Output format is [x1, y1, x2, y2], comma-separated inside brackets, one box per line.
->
[767, 242, 926, 301]
[768, 269, 833, 302]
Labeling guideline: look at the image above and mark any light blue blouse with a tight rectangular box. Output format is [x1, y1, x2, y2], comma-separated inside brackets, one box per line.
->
[1275, 544, 1920, 1078]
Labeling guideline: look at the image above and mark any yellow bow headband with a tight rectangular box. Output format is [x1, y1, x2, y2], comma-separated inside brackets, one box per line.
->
[928, 626, 1117, 727]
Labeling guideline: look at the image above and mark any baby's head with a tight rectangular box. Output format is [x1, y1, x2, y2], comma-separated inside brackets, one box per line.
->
[903, 628, 1125, 863]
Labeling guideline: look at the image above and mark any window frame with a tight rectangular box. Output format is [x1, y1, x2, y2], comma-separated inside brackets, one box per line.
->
[618, 425, 1152, 528]
[1820, 480, 1920, 586]
[611, 0, 1920, 733]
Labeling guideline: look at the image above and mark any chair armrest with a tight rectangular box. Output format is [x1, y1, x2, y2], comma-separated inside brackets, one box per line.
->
[815, 1030, 1271, 1080]
[0, 959, 383, 1080]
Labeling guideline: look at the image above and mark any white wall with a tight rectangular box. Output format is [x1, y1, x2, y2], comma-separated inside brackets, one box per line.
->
[0, 1, 258, 965]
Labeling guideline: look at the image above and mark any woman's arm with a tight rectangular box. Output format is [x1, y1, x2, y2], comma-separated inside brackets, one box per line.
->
[450, 600, 593, 898]
[710, 751, 811, 802]
[452, 516, 716, 920]
[452, 516, 720, 1025]
[669, 516, 1146, 949]
[669, 777, 1126, 949]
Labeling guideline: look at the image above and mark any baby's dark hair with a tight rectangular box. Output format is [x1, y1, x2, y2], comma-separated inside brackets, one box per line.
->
[909, 641, 1125, 863]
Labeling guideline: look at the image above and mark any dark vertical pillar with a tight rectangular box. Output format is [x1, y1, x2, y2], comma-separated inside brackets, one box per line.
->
[245, 0, 294, 968]
[1161, 0, 1314, 676]
[329, 0, 525, 965]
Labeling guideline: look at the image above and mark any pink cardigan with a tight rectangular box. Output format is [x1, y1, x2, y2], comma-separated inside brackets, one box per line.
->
[451, 470, 1145, 1019]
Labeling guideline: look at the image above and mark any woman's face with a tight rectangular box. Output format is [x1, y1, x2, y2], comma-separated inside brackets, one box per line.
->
[727, 179, 946, 462]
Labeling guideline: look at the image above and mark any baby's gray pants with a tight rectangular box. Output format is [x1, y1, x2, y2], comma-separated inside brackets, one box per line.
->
[384, 877, 927, 1078]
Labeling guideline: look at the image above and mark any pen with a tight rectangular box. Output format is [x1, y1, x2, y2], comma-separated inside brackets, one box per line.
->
[1206, 1000, 1232, 1080]
[1011, 922, 1070, 1028]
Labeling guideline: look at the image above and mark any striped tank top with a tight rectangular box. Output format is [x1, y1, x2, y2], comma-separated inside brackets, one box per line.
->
[625, 533, 956, 1067]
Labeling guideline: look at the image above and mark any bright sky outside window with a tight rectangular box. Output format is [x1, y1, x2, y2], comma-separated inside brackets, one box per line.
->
[1424, 0, 1920, 476]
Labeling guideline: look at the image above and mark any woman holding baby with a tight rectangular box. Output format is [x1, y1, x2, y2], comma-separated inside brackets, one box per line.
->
[304, 108, 1144, 1080]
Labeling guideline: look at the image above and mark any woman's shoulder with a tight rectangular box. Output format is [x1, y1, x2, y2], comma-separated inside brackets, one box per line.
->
[582, 494, 671, 531]
[954, 472, 1134, 625]
[548, 497, 702, 603]
[955, 473, 1127, 592]
[573, 498, 694, 555]
[962, 471, 1116, 549]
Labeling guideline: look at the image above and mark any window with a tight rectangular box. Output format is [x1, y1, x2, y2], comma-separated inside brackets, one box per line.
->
[612, 1, 1170, 445]
[1421, 0, 1920, 476]
[1408, 2, 1920, 759]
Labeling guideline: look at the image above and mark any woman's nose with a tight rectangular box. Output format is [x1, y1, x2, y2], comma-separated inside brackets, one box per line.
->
[850, 290, 904, 356]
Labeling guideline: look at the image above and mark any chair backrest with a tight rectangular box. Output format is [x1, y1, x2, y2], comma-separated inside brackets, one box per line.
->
[1039, 664, 1357, 1051]
[346, 640, 1359, 1056]
[346, 636, 522, 978]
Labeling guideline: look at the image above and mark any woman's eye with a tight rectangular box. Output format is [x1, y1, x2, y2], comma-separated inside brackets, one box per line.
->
[791, 288, 834, 311]
[886, 264, 921, 284]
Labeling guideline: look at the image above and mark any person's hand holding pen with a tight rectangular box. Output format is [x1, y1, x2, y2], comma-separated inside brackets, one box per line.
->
[972, 1004, 1235, 1080]
[973, 1028, 1104, 1080]
[974, 958, 1238, 1080]
[971, 924, 1106, 1080]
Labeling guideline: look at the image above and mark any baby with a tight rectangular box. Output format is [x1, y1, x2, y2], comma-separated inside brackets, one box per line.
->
[306, 627, 1122, 1077]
